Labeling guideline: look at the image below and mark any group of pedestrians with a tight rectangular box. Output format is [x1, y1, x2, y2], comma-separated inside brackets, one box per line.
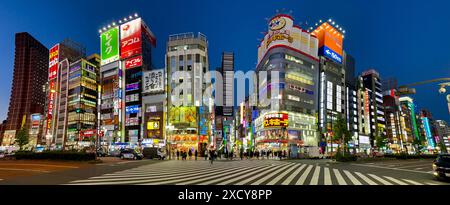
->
[239, 149, 290, 160]
[175, 149, 199, 161]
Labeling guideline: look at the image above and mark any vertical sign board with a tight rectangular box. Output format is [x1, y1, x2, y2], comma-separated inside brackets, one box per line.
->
[100, 27, 120, 65]
[120, 18, 142, 59]
[48, 44, 60, 81]
[312, 22, 344, 64]
[143, 69, 164, 93]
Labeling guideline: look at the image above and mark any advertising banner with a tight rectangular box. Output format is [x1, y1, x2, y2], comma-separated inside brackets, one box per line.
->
[126, 83, 140, 91]
[47, 81, 56, 131]
[48, 44, 60, 80]
[100, 27, 120, 65]
[124, 55, 142, 69]
[258, 14, 319, 64]
[126, 105, 140, 114]
[143, 69, 164, 93]
[120, 18, 142, 59]
[264, 112, 289, 128]
[313, 22, 343, 64]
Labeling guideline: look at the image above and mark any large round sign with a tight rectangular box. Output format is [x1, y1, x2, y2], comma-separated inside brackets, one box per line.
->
[269, 17, 286, 31]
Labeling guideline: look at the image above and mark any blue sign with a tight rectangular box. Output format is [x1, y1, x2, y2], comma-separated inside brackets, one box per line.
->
[320, 46, 342, 64]
[126, 105, 140, 114]
[31, 114, 41, 121]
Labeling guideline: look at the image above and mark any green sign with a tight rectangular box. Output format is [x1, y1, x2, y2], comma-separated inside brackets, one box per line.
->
[100, 27, 119, 65]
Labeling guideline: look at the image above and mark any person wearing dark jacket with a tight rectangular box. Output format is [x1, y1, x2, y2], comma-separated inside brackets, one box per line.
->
[194, 150, 198, 161]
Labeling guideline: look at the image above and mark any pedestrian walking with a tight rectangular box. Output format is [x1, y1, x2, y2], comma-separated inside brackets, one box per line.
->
[195, 150, 198, 161]
[188, 149, 192, 160]
[204, 150, 208, 160]
[176, 150, 180, 160]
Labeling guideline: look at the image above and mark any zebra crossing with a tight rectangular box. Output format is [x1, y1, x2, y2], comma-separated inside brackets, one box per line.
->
[66, 160, 440, 185]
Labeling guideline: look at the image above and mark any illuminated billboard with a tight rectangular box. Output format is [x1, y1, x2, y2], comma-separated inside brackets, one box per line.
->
[47, 80, 56, 131]
[100, 27, 120, 65]
[312, 22, 344, 64]
[258, 14, 319, 64]
[124, 55, 142, 69]
[169, 107, 197, 127]
[48, 44, 60, 80]
[264, 112, 289, 128]
[120, 18, 142, 59]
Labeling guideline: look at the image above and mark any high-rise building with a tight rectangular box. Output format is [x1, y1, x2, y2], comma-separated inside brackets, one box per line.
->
[2, 33, 48, 147]
[99, 16, 156, 148]
[255, 14, 320, 156]
[420, 109, 437, 150]
[399, 97, 421, 150]
[312, 21, 347, 151]
[357, 69, 386, 148]
[166, 32, 211, 155]
[383, 91, 405, 152]
[64, 55, 100, 148]
[45, 39, 86, 149]
[434, 120, 449, 151]
[216, 52, 235, 152]
[343, 53, 359, 148]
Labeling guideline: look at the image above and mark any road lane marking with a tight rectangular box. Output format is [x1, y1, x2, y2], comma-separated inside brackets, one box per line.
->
[324, 167, 332, 185]
[367, 174, 393, 185]
[354, 172, 377, 185]
[383, 176, 408, 185]
[198, 165, 271, 185]
[236, 164, 290, 185]
[309, 166, 321, 185]
[401, 179, 423, 185]
[0, 168, 50, 173]
[266, 164, 302, 185]
[351, 163, 430, 174]
[217, 164, 277, 185]
[343, 170, 362, 185]
[183, 165, 267, 185]
[281, 164, 306, 185]
[296, 165, 313, 185]
[332, 169, 347, 185]
[251, 163, 296, 185]
[0, 164, 79, 168]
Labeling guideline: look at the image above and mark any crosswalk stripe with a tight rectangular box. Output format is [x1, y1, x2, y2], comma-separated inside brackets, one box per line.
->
[383, 176, 408, 185]
[296, 165, 313, 185]
[198, 165, 270, 185]
[367, 174, 393, 185]
[324, 167, 332, 185]
[354, 172, 377, 185]
[281, 164, 306, 185]
[142, 165, 256, 185]
[425, 182, 439, 185]
[181, 165, 269, 185]
[251, 163, 296, 185]
[70, 165, 231, 184]
[309, 166, 321, 185]
[267, 164, 302, 185]
[97, 166, 228, 178]
[343, 170, 362, 185]
[332, 169, 347, 185]
[237, 163, 292, 185]
[217, 164, 277, 185]
[401, 179, 423, 185]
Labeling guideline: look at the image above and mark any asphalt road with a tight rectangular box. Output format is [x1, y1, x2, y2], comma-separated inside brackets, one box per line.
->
[0, 158, 448, 185]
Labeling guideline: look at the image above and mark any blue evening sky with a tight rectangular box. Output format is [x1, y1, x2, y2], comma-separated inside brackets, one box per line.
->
[0, 0, 449, 122]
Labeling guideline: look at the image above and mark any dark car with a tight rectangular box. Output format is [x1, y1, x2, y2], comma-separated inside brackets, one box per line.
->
[120, 148, 144, 160]
[432, 154, 450, 180]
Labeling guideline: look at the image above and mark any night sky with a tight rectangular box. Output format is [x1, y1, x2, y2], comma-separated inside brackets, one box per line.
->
[0, 0, 449, 122]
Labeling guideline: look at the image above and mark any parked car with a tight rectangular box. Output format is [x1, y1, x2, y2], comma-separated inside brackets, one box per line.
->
[433, 154, 450, 180]
[0, 151, 5, 159]
[157, 148, 166, 160]
[96, 149, 108, 157]
[120, 148, 143, 160]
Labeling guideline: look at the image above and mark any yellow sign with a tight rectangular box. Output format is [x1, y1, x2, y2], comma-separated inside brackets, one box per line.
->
[266, 33, 293, 48]
[147, 121, 160, 130]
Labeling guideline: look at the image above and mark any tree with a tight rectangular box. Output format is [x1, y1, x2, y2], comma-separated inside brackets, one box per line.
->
[439, 142, 448, 154]
[15, 128, 29, 151]
[375, 134, 387, 151]
[332, 115, 352, 154]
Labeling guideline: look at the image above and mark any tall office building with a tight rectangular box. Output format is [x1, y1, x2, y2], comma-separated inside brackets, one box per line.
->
[99, 16, 156, 148]
[216, 52, 235, 152]
[357, 69, 386, 148]
[434, 120, 449, 151]
[45, 39, 86, 149]
[2, 33, 48, 147]
[420, 109, 437, 150]
[399, 96, 421, 151]
[65, 55, 100, 148]
[166, 32, 211, 155]
[343, 53, 359, 147]
[255, 14, 319, 156]
[312, 21, 347, 151]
